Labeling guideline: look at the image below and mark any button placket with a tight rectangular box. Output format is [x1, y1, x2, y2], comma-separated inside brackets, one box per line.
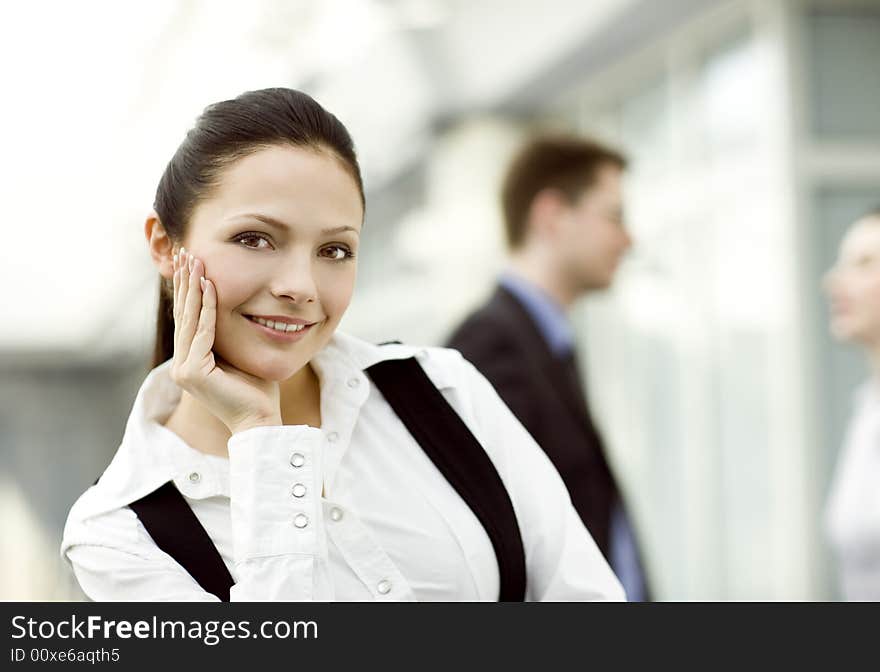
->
[319, 370, 370, 494]
[322, 502, 415, 601]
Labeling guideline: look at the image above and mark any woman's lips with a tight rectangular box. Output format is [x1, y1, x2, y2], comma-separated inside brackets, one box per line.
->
[244, 315, 317, 342]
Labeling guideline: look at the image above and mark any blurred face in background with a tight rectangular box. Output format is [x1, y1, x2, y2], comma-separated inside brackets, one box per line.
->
[554, 164, 632, 292]
[824, 216, 880, 348]
[176, 145, 363, 382]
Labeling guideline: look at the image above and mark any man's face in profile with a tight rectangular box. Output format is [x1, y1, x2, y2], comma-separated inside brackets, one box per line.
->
[557, 164, 632, 292]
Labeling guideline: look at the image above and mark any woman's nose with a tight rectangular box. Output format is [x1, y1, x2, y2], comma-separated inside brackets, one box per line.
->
[272, 260, 318, 304]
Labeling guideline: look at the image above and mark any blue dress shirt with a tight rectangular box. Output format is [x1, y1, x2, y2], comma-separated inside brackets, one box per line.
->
[498, 272, 648, 601]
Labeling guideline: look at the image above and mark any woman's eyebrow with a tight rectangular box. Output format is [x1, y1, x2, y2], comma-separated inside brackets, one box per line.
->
[322, 225, 360, 235]
[233, 213, 359, 236]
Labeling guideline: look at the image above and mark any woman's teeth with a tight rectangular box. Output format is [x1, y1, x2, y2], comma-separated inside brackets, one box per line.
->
[250, 316, 307, 333]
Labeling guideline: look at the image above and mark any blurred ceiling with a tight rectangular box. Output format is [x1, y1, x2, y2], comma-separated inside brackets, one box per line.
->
[2, 0, 695, 356]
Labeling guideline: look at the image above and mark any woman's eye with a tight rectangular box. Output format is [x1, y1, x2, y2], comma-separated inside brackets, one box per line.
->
[320, 245, 353, 261]
[234, 233, 272, 249]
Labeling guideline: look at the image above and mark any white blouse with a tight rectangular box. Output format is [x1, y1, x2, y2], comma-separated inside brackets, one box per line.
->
[825, 378, 880, 600]
[61, 331, 624, 602]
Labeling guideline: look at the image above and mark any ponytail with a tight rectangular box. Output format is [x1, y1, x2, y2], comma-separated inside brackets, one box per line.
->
[152, 279, 174, 369]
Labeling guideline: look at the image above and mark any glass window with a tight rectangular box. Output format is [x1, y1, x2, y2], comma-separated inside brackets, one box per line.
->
[808, 7, 880, 137]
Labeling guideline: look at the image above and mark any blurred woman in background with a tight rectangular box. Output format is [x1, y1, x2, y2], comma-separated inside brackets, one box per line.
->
[823, 206, 880, 600]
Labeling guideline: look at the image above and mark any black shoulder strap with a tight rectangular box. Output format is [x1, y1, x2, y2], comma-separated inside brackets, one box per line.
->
[366, 357, 527, 601]
[129, 482, 234, 601]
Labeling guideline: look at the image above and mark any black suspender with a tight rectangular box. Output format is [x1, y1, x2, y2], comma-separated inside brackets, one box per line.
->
[127, 355, 526, 601]
[365, 358, 526, 601]
[129, 482, 234, 601]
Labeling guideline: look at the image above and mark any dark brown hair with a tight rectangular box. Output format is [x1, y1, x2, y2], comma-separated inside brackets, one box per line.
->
[500, 134, 627, 249]
[150, 88, 364, 368]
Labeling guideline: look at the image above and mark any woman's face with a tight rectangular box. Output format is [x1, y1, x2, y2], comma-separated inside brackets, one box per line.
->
[824, 217, 880, 347]
[174, 144, 363, 381]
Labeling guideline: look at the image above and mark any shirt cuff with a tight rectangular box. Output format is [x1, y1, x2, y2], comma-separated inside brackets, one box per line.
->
[228, 425, 325, 561]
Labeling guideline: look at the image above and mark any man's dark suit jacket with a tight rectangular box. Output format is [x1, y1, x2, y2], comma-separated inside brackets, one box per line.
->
[446, 284, 629, 562]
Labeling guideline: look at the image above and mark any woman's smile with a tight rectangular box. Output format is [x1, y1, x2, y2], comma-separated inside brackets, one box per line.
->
[243, 314, 321, 343]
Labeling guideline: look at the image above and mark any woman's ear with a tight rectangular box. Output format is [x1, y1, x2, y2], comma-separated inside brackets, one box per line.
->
[145, 212, 176, 280]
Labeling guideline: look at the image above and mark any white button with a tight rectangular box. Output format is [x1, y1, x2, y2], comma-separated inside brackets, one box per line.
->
[290, 453, 305, 468]
[377, 579, 392, 595]
[347, 377, 360, 388]
[291, 483, 307, 498]
[327, 431, 339, 443]
[188, 472, 201, 484]
[293, 514, 309, 529]
[330, 507, 343, 522]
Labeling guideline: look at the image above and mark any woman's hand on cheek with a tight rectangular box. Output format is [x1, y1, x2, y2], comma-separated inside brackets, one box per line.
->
[171, 248, 282, 435]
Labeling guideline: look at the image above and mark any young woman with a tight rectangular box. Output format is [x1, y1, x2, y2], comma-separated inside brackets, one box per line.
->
[61, 88, 624, 601]
[823, 207, 880, 600]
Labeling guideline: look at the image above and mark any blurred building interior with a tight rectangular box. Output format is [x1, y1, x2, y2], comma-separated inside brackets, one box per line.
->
[1, 0, 879, 600]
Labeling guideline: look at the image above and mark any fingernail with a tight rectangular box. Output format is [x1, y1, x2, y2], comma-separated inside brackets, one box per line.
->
[199, 276, 205, 291]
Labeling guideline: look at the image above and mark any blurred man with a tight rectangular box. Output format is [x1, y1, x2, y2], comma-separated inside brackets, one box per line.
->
[446, 134, 650, 600]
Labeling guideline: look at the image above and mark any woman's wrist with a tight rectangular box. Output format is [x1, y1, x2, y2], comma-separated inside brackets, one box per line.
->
[229, 415, 283, 435]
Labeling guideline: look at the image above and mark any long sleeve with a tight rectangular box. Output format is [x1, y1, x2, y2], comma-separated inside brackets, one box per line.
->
[63, 425, 328, 602]
[227, 425, 325, 600]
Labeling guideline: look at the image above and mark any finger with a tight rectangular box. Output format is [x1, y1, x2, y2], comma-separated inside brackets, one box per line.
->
[178, 256, 204, 361]
[175, 249, 190, 355]
[171, 252, 180, 320]
[189, 276, 216, 361]
[171, 251, 181, 358]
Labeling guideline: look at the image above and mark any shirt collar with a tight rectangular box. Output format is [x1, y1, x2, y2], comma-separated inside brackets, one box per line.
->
[79, 330, 432, 520]
[499, 271, 574, 356]
[86, 358, 229, 517]
[311, 329, 428, 376]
